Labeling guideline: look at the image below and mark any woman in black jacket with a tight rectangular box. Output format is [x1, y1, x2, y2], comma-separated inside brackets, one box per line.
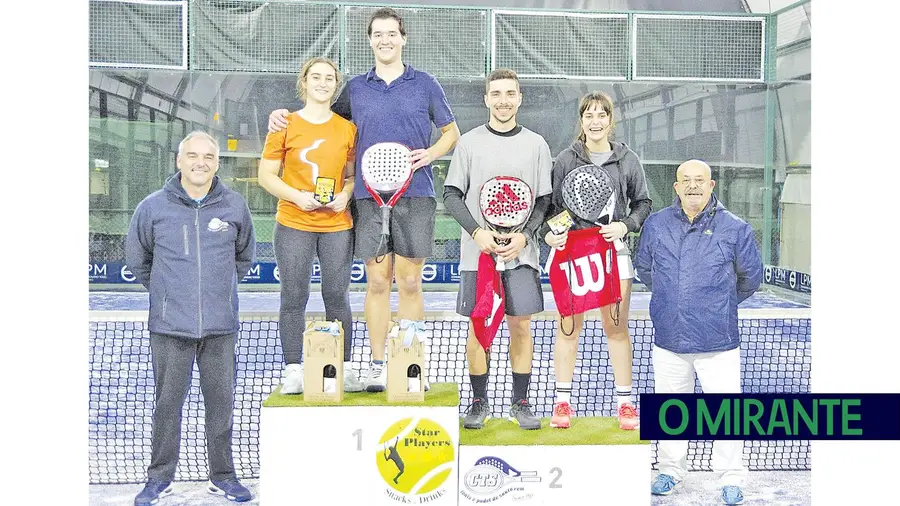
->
[542, 91, 651, 430]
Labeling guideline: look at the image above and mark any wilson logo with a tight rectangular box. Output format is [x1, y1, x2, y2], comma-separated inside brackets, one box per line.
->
[558, 252, 608, 296]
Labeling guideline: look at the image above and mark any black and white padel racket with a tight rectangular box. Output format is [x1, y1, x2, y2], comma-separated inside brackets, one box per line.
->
[361, 142, 414, 261]
[561, 164, 622, 250]
[478, 176, 534, 271]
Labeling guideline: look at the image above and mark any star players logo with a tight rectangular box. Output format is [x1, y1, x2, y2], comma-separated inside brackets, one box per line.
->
[376, 417, 455, 503]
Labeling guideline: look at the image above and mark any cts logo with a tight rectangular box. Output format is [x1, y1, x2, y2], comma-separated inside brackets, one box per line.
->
[273, 266, 280, 282]
[207, 218, 230, 232]
[789, 271, 797, 289]
[558, 252, 608, 296]
[764, 266, 773, 283]
[463, 456, 540, 497]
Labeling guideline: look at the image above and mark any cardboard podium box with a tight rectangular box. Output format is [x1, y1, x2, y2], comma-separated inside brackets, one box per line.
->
[303, 320, 343, 403]
[386, 324, 425, 403]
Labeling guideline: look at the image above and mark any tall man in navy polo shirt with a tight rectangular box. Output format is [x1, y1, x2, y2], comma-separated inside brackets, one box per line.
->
[269, 7, 460, 391]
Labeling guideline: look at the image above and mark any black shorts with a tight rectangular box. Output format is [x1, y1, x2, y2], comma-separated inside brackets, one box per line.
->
[352, 197, 436, 261]
[456, 265, 544, 317]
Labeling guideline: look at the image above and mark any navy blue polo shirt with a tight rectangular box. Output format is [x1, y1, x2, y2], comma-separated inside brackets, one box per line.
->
[333, 64, 455, 199]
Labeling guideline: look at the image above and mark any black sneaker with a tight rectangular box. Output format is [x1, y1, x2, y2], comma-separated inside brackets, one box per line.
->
[463, 397, 492, 429]
[508, 399, 541, 430]
[207, 478, 252, 503]
[134, 479, 173, 506]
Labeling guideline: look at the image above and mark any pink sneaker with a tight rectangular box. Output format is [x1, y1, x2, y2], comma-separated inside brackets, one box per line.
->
[617, 402, 639, 430]
[550, 401, 574, 429]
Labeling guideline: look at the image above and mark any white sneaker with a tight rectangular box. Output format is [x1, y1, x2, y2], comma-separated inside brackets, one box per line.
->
[344, 366, 364, 392]
[280, 363, 304, 394]
[364, 364, 387, 392]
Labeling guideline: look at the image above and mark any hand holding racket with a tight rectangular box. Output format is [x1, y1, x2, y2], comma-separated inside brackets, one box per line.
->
[361, 142, 415, 260]
[478, 176, 534, 271]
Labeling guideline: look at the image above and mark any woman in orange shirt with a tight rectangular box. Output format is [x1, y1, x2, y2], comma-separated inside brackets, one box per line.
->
[258, 57, 361, 393]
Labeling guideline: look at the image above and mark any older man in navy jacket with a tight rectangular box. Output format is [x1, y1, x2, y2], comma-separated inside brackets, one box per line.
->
[126, 131, 256, 505]
[634, 159, 762, 506]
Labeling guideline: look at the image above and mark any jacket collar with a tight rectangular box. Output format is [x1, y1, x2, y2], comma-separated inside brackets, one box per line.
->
[672, 192, 723, 223]
[570, 139, 629, 166]
[164, 173, 225, 207]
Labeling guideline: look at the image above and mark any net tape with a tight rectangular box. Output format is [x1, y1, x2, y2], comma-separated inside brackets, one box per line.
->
[361, 142, 412, 192]
[479, 177, 534, 228]
[562, 164, 615, 225]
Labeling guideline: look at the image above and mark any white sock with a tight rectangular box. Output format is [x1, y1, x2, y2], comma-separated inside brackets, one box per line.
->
[556, 382, 572, 403]
[616, 384, 633, 407]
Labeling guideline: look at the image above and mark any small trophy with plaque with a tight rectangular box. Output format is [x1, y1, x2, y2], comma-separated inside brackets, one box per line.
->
[547, 209, 574, 235]
[314, 177, 336, 205]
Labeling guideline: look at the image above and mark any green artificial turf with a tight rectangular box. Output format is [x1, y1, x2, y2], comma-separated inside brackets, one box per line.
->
[459, 417, 649, 446]
[262, 382, 460, 407]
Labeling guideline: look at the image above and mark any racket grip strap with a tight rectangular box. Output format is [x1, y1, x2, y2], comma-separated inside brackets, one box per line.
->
[381, 206, 391, 236]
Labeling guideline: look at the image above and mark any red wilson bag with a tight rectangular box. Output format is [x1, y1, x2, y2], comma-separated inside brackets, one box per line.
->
[546, 227, 622, 317]
[470, 252, 505, 350]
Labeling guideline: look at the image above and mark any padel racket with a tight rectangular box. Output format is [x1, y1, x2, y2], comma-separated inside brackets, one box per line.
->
[561, 164, 623, 250]
[478, 176, 534, 271]
[361, 142, 414, 260]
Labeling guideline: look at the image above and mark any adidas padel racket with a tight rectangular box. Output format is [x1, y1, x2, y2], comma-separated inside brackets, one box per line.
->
[478, 176, 534, 271]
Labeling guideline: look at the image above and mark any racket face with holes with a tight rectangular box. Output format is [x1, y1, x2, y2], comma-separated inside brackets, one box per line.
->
[360, 142, 413, 193]
[562, 164, 616, 225]
[478, 176, 534, 229]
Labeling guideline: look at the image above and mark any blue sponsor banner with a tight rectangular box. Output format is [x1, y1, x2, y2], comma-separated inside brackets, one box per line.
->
[640, 394, 899, 440]
[91, 260, 478, 285]
[90, 260, 556, 285]
[763, 265, 811, 293]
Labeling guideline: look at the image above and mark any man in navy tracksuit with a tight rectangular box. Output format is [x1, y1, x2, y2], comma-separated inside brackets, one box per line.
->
[634, 159, 762, 506]
[126, 131, 256, 505]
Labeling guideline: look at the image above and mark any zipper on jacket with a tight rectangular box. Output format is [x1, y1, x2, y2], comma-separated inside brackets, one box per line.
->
[182, 224, 190, 255]
[196, 207, 202, 339]
[162, 293, 168, 321]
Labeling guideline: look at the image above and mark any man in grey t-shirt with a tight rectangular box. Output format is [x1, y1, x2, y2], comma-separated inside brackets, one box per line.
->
[443, 69, 552, 430]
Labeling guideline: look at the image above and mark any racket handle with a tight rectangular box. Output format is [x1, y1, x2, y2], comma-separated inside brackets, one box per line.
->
[381, 206, 391, 236]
